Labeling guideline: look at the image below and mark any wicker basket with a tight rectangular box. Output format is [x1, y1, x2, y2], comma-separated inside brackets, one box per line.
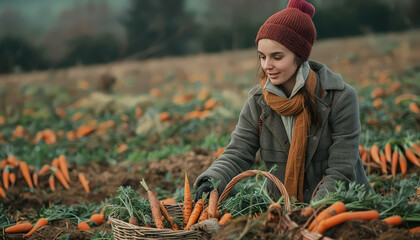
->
[109, 202, 208, 240]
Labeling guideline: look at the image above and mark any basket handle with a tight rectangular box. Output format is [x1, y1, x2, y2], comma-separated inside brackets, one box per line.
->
[217, 170, 291, 211]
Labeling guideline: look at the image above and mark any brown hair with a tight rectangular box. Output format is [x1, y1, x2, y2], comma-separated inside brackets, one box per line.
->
[257, 56, 321, 128]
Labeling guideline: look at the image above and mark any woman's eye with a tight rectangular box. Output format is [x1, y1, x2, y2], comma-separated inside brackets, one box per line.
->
[274, 56, 282, 60]
[258, 55, 266, 59]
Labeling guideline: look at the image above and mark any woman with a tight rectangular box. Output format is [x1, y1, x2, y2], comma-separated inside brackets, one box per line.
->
[194, 0, 371, 203]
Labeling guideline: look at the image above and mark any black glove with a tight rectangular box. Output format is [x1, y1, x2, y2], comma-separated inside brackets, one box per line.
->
[194, 181, 213, 202]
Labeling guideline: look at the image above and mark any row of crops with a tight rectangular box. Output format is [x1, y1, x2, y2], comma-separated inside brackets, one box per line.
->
[0, 61, 419, 239]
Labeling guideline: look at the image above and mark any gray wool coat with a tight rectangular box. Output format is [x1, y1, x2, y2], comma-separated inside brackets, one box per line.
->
[194, 61, 371, 203]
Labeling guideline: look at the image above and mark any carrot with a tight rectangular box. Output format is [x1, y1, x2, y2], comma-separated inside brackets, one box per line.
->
[315, 210, 379, 234]
[359, 145, 365, 156]
[19, 161, 34, 189]
[300, 206, 315, 217]
[78, 221, 90, 230]
[382, 215, 402, 225]
[24, 218, 48, 237]
[0, 159, 7, 169]
[198, 207, 209, 222]
[90, 213, 104, 224]
[370, 145, 381, 164]
[308, 201, 346, 232]
[5, 222, 33, 233]
[410, 226, 420, 233]
[405, 148, 420, 167]
[399, 155, 407, 174]
[409, 102, 420, 114]
[380, 153, 387, 174]
[3, 166, 10, 189]
[78, 173, 90, 193]
[219, 212, 232, 225]
[265, 202, 282, 226]
[140, 179, 164, 229]
[361, 151, 368, 162]
[411, 142, 420, 156]
[384, 142, 392, 163]
[391, 151, 399, 177]
[9, 172, 16, 185]
[183, 171, 192, 227]
[208, 189, 219, 219]
[0, 185, 6, 198]
[49, 175, 55, 191]
[38, 164, 51, 176]
[52, 167, 69, 189]
[160, 198, 176, 204]
[159, 201, 174, 229]
[129, 215, 139, 225]
[51, 158, 59, 168]
[33, 173, 39, 187]
[185, 198, 205, 230]
[58, 155, 70, 182]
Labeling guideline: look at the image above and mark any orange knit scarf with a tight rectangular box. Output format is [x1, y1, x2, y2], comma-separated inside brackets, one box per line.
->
[260, 69, 317, 202]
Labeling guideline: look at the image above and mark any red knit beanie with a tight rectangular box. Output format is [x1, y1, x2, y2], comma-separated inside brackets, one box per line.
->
[255, 0, 316, 61]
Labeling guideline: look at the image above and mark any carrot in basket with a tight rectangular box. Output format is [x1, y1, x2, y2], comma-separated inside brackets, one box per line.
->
[3, 166, 9, 189]
[198, 207, 209, 222]
[52, 167, 69, 189]
[384, 142, 392, 163]
[370, 145, 381, 164]
[300, 206, 315, 217]
[140, 179, 164, 229]
[185, 195, 206, 230]
[219, 212, 232, 225]
[24, 218, 48, 237]
[78, 221, 90, 230]
[19, 161, 33, 189]
[78, 173, 90, 193]
[159, 201, 174, 229]
[58, 155, 70, 182]
[308, 201, 346, 232]
[405, 148, 420, 167]
[160, 198, 176, 204]
[315, 210, 379, 234]
[49, 175, 55, 191]
[5, 222, 33, 233]
[382, 215, 402, 225]
[208, 189, 219, 219]
[183, 171, 192, 227]
[391, 151, 399, 177]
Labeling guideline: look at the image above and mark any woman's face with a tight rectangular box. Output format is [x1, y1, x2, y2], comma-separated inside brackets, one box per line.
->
[258, 39, 298, 95]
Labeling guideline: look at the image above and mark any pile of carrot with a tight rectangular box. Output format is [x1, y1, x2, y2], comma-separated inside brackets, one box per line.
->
[138, 172, 231, 231]
[304, 201, 406, 234]
[0, 154, 91, 199]
[360, 139, 420, 176]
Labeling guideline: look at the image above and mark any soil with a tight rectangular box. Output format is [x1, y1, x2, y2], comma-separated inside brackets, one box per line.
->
[1, 148, 216, 239]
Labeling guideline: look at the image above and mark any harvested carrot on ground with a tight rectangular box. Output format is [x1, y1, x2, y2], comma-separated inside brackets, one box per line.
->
[5, 222, 33, 233]
[391, 150, 399, 177]
[410, 226, 420, 233]
[78, 173, 90, 193]
[382, 215, 402, 225]
[58, 155, 70, 182]
[140, 179, 164, 229]
[370, 145, 381, 164]
[185, 193, 207, 230]
[38, 164, 51, 176]
[90, 213, 104, 224]
[9, 171, 16, 186]
[0, 185, 5, 198]
[183, 171, 192, 227]
[384, 142, 392, 163]
[398, 149, 408, 174]
[24, 218, 48, 237]
[51, 158, 59, 168]
[19, 161, 33, 189]
[3, 166, 9, 189]
[380, 153, 387, 174]
[159, 201, 174, 229]
[33, 172, 39, 187]
[219, 212, 232, 225]
[78, 221, 90, 230]
[309, 201, 346, 232]
[405, 148, 420, 167]
[315, 210, 379, 234]
[52, 167, 69, 189]
[49, 175, 55, 191]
